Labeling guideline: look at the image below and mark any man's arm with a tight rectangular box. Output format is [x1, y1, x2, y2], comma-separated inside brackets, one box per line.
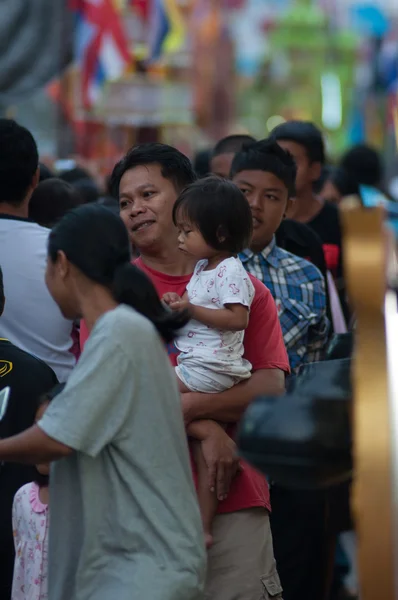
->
[183, 368, 285, 424]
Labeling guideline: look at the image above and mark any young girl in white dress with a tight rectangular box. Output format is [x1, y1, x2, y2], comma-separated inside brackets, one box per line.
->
[163, 176, 254, 547]
[12, 383, 65, 600]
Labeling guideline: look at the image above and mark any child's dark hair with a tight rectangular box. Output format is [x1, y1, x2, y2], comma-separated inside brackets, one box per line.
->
[35, 383, 66, 487]
[231, 139, 297, 198]
[172, 176, 253, 254]
[48, 204, 188, 343]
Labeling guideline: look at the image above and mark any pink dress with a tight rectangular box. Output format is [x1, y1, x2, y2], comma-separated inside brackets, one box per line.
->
[12, 482, 49, 600]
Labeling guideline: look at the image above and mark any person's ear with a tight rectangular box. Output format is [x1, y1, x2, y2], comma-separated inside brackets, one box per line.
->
[56, 251, 71, 281]
[284, 197, 295, 218]
[309, 161, 322, 183]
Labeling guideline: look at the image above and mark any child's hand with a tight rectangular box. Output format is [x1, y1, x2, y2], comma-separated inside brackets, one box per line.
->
[162, 292, 182, 307]
[162, 292, 191, 312]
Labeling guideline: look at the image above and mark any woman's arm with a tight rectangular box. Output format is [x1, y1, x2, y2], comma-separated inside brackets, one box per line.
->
[0, 425, 72, 464]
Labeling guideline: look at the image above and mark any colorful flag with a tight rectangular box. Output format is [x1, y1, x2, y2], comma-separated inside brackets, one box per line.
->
[148, 0, 185, 62]
[71, 0, 131, 107]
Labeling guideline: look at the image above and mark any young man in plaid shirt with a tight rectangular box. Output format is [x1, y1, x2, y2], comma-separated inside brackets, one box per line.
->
[232, 139, 330, 600]
[232, 139, 329, 372]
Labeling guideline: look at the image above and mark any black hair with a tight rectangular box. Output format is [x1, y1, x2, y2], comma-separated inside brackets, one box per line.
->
[29, 178, 83, 228]
[71, 178, 100, 204]
[340, 144, 383, 187]
[39, 163, 55, 182]
[231, 138, 297, 197]
[193, 149, 211, 178]
[172, 176, 253, 254]
[320, 166, 359, 198]
[59, 166, 92, 183]
[0, 119, 38, 206]
[48, 203, 188, 343]
[270, 120, 325, 164]
[0, 266, 4, 313]
[35, 382, 66, 487]
[111, 143, 197, 197]
[212, 134, 256, 158]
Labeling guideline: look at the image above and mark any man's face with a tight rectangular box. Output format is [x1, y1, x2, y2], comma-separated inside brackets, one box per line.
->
[119, 164, 179, 251]
[210, 152, 235, 179]
[232, 169, 291, 252]
[276, 140, 321, 197]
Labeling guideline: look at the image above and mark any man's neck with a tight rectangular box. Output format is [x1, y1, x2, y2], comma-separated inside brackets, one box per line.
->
[139, 245, 195, 276]
[0, 201, 29, 219]
[286, 191, 323, 224]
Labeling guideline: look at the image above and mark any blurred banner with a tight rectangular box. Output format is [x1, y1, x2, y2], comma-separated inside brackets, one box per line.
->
[0, 0, 72, 106]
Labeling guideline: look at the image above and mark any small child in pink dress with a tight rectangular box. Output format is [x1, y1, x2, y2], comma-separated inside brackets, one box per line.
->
[11, 383, 65, 600]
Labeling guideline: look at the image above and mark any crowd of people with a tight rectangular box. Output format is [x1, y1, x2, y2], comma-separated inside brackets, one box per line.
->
[0, 116, 389, 600]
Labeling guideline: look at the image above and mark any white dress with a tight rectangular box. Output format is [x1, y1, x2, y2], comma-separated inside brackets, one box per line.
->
[175, 257, 255, 393]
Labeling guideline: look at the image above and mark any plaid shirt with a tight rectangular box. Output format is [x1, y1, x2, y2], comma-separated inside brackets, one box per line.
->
[240, 238, 329, 372]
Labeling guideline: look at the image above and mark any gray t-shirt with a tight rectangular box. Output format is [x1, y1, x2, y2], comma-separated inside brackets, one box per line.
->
[39, 305, 206, 600]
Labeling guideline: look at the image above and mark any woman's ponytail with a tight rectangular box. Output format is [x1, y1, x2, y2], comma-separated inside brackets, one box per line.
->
[112, 263, 188, 344]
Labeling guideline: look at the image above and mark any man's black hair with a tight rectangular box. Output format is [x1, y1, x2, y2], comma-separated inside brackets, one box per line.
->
[172, 176, 252, 254]
[193, 148, 211, 178]
[59, 166, 92, 183]
[111, 143, 197, 196]
[270, 120, 325, 164]
[39, 163, 55, 182]
[340, 144, 383, 187]
[29, 178, 83, 228]
[0, 119, 38, 206]
[230, 139, 297, 197]
[212, 134, 257, 158]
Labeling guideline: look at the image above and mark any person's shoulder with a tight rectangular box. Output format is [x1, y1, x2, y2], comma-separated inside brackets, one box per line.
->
[99, 305, 156, 341]
[246, 272, 273, 303]
[14, 482, 34, 503]
[320, 200, 340, 223]
[3, 341, 58, 379]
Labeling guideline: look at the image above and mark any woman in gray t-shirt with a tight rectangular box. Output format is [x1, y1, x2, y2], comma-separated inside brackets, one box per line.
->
[0, 204, 206, 600]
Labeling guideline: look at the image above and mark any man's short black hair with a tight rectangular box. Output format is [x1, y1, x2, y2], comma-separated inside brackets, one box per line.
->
[270, 120, 325, 164]
[111, 143, 197, 196]
[0, 119, 38, 205]
[29, 178, 83, 228]
[340, 144, 383, 187]
[231, 139, 297, 197]
[212, 134, 257, 158]
[173, 176, 252, 254]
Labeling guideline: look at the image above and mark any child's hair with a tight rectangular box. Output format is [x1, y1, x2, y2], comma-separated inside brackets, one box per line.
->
[35, 383, 66, 487]
[172, 176, 253, 254]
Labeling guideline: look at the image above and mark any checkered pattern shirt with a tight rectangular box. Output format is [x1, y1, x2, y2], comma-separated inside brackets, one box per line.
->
[240, 238, 329, 372]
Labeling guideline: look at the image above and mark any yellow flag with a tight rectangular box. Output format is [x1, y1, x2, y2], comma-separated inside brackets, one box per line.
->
[163, 0, 186, 54]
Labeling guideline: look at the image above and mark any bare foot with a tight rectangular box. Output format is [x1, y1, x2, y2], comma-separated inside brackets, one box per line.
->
[205, 532, 213, 549]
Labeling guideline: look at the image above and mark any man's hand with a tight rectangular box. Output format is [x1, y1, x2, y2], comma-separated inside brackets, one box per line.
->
[187, 420, 241, 500]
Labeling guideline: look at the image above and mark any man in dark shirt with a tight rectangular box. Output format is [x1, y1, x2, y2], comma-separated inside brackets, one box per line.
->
[0, 266, 57, 598]
[270, 121, 343, 281]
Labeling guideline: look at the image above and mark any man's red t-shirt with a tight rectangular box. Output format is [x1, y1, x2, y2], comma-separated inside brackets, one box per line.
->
[80, 257, 290, 514]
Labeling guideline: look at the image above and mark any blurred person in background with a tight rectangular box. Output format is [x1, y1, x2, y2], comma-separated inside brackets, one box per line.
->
[0, 119, 76, 381]
[59, 166, 100, 204]
[270, 121, 343, 281]
[210, 134, 256, 178]
[193, 148, 212, 178]
[0, 265, 58, 600]
[318, 166, 360, 206]
[340, 143, 394, 201]
[29, 178, 83, 228]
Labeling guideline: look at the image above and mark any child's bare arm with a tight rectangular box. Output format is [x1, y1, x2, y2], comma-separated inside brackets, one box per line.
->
[168, 296, 249, 331]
